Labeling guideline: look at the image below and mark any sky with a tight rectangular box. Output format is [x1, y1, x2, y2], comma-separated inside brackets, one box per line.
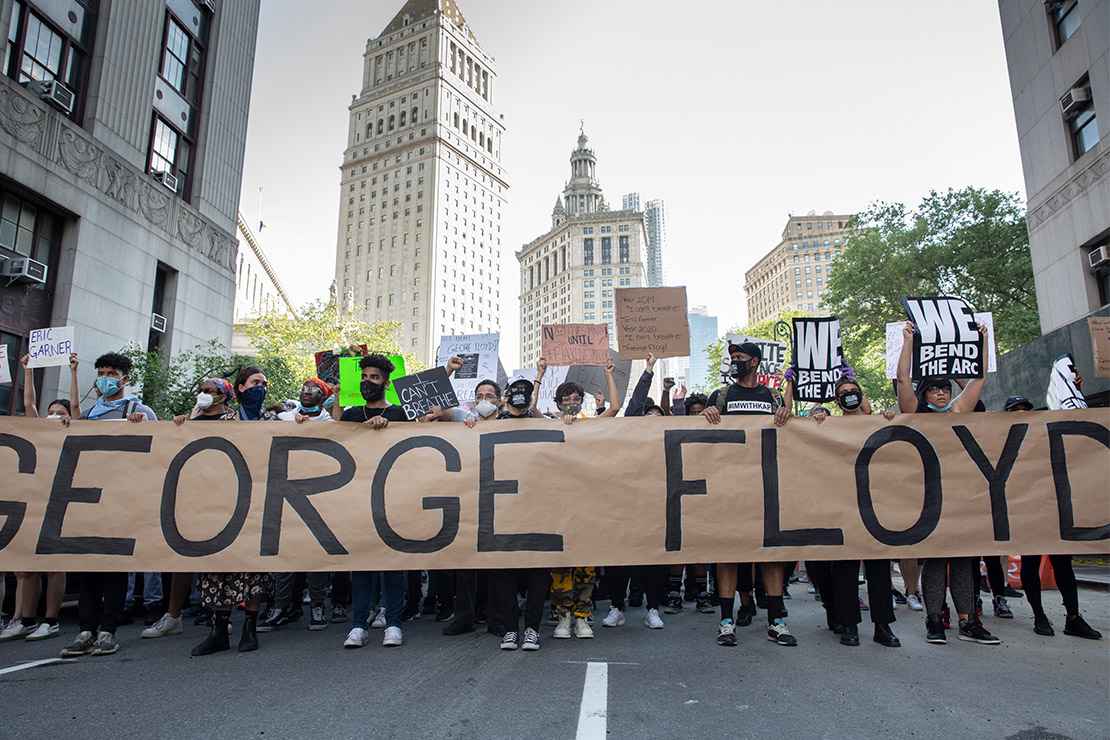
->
[238, 0, 1027, 366]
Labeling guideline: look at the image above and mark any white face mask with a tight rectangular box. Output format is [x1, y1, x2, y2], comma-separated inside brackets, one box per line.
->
[475, 399, 499, 418]
[46, 414, 64, 420]
[195, 392, 214, 409]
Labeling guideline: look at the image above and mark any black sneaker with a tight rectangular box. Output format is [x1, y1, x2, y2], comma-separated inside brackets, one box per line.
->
[259, 605, 301, 632]
[736, 602, 755, 627]
[1033, 614, 1054, 636]
[308, 605, 328, 631]
[993, 597, 1013, 619]
[767, 620, 797, 646]
[695, 592, 716, 614]
[926, 617, 946, 644]
[434, 605, 453, 622]
[193, 608, 213, 627]
[717, 620, 737, 647]
[958, 618, 1001, 645]
[1063, 615, 1102, 640]
[1002, 586, 1023, 599]
[892, 588, 907, 605]
[662, 592, 683, 614]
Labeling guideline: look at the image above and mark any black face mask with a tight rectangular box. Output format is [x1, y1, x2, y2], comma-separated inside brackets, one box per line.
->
[361, 380, 386, 403]
[507, 387, 530, 409]
[837, 392, 862, 411]
[730, 360, 753, 380]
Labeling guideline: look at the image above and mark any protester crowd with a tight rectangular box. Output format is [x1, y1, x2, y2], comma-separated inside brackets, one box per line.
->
[0, 323, 1103, 660]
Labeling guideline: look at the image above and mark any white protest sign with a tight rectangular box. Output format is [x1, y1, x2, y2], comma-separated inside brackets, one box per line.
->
[885, 313, 997, 379]
[27, 327, 74, 369]
[512, 366, 569, 416]
[0, 344, 10, 384]
[1046, 354, 1087, 410]
[791, 317, 843, 403]
[722, 335, 787, 389]
[436, 333, 500, 404]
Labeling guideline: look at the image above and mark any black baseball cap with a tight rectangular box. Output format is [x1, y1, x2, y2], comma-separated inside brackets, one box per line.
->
[1004, 395, 1033, 412]
[727, 341, 762, 361]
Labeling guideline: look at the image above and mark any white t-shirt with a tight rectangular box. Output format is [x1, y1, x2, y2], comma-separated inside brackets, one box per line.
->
[277, 407, 332, 422]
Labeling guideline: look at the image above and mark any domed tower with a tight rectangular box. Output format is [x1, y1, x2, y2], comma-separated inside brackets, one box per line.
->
[560, 124, 605, 217]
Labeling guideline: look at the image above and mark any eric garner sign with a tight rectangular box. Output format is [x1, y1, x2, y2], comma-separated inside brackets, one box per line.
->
[27, 327, 74, 369]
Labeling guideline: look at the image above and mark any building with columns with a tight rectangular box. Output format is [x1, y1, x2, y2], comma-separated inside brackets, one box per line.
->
[517, 128, 648, 369]
[332, 0, 508, 364]
[0, 0, 260, 415]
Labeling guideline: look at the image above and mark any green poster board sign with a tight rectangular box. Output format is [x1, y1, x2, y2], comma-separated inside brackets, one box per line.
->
[337, 354, 406, 408]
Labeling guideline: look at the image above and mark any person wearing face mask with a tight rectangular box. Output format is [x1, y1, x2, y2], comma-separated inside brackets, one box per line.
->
[1, 353, 81, 644]
[170, 375, 271, 656]
[896, 320, 999, 646]
[57, 354, 155, 660]
[777, 375, 901, 648]
[338, 354, 411, 650]
[277, 377, 333, 423]
[546, 359, 621, 641]
[705, 341, 796, 647]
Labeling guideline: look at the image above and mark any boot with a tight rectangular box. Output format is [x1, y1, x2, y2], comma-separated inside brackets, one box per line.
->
[238, 611, 259, 653]
[191, 611, 231, 656]
[839, 624, 860, 646]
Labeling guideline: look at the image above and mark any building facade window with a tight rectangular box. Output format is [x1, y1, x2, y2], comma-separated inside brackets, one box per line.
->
[618, 235, 629, 264]
[1066, 76, 1099, 159]
[583, 238, 593, 265]
[1050, 0, 1080, 48]
[601, 237, 611, 264]
[4, 0, 97, 122]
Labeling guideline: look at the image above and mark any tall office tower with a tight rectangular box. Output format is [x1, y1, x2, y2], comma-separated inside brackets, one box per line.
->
[622, 192, 665, 287]
[333, 0, 508, 363]
[686, 305, 718, 391]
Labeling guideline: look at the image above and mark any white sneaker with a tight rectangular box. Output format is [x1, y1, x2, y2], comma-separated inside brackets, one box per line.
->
[25, 622, 60, 641]
[602, 607, 625, 627]
[382, 626, 403, 647]
[500, 631, 519, 650]
[554, 614, 572, 639]
[0, 620, 34, 641]
[574, 617, 594, 639]
[643, 608, 665, 629]
[907, 592, 924, 611]
[141, 613, 183, 639]
[370, 608, 386, 629]
[343, 627, 369, 649]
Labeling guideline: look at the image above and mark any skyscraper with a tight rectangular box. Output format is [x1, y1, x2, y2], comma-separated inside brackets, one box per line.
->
[517, 129, 648, 369]
[622, 192, 666, 287]
[333, 0, 508, 363]
[687, 305, 718, 391]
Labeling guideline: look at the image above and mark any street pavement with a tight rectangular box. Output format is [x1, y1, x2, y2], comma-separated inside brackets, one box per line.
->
[1, 577, 1107, 740]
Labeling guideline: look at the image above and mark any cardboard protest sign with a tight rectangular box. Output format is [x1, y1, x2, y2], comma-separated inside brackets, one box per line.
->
[1, 410, 1105, 573]
[392, 366, 459, 421]
[901, 297, 984, 379]
[336, 353, 405, 408]
[790, 317, 843, 403]
[541, 323, 610, 366]
[435, 333, 500, 404]
[721, 335, 787, 389]
[1089, 317, 1110, 379]
[565, 351, 632, 405]
[1046, 354, 1087, 410]
[0, 343, 11, 385]
[614, 287, 690, 359]
[314, 345, 368, 386]
[26, 327, 74, 369]
[885, 313, 997, 379]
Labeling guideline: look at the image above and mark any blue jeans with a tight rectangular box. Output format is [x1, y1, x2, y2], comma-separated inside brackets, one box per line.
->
[352, 571, 405, 629]
[126, 572, 163, 607]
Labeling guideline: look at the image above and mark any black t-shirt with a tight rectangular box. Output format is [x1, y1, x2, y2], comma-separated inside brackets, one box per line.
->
[707, 384, 775, 415]
[339, 405, 409, 423]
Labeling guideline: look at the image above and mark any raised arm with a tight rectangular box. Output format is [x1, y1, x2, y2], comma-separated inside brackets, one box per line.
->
[660, 375, 674, 416]
[67, 353, 81, 419]
[601, 361, 621, 417]
[19, 354, 38, 417]
[951, 324, 989, 413]
[896, 321, 918, 414]
[445, 355, 463, 378]
[624, 353, 656, 417]
[530, 357, 546, 413]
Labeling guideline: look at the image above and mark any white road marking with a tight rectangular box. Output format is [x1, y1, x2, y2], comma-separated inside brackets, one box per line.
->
[0, 658, 74, 676]
[575, 661, 608, 740]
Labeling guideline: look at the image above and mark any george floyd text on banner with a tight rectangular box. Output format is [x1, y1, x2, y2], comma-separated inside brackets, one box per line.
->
[0, 411, 1106, 572]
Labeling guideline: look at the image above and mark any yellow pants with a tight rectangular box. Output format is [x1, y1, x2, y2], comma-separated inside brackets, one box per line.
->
[550, 567, 595, 619]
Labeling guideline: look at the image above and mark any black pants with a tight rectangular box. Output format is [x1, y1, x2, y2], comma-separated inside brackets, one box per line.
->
[807, 560, 894, 627]
[331, 572, 351, 606]
[488, 569, 549, 634]
[1021, 555, 1079, 617]
[973, 556, 1007, 600]
[78, 572, 128, 634]
[603, 566, 667, 610]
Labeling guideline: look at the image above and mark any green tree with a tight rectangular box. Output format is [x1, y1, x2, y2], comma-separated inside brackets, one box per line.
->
[821, 187, 1039, 409]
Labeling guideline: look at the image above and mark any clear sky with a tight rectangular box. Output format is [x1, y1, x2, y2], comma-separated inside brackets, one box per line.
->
[238, 0, 1025, 365]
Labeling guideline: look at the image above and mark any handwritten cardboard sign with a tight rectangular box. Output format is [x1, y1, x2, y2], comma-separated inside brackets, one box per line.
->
[614, 287, 690, 359]
[1089, 316, 1110, 379]
[0, 343, 10, 385]
[541, 323, 610, 366]
[392, 366, 459, 421]
[27, 327, 74, 369]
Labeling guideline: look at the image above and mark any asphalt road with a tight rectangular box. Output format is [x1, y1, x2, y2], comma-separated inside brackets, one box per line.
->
[1, 577, 1107, 740]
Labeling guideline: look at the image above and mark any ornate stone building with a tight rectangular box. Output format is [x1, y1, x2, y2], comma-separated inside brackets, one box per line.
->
[517, 128, 648, 369]
[0, 0, 259, 414]
[332, 0, 507, 364]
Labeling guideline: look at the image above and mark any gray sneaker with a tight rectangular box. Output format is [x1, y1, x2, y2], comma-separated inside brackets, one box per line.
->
[89, 630, 119, 656]
[60, 630, 96, 657]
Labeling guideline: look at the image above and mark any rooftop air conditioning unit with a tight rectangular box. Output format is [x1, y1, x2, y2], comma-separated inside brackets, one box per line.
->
[151, 313, 168, 333]
[154, 170, 179, 194]
[26, 79, 75, 115]
[1061, 86, 1091, 118]
[1088, 245, 1109, 271]
[0, 256, 48, 284]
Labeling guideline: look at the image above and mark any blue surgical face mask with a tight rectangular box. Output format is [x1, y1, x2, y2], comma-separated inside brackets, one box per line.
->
[300, 404, 321, 414]
[95, 376, 121, 397]
[927, 401, 952, 413]
[323, 395, 336, 410]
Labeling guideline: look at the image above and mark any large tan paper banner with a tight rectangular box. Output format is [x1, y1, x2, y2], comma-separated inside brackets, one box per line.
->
[0, 411, 1106, 572]
[614, 286, 690, 359]
[540, 323, 610, 366]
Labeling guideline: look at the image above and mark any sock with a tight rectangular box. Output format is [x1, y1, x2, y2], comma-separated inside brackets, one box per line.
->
[45, 618, 58, 626]
[766, 596, 785, 623]
[718, 596, 732, 622]
[21, 617, 35, 627]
